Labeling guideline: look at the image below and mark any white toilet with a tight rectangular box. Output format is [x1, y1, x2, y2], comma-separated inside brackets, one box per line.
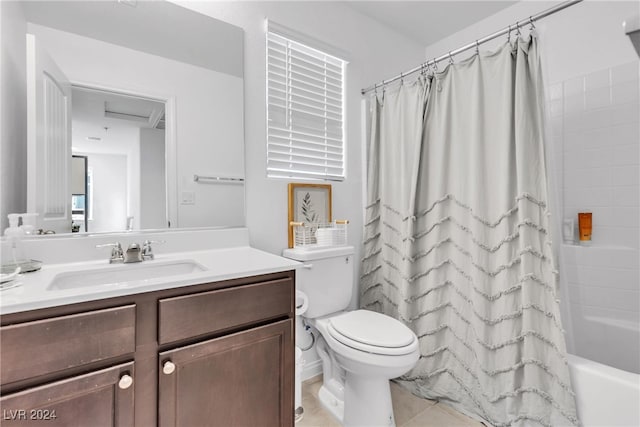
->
[283, 246, 420, 427]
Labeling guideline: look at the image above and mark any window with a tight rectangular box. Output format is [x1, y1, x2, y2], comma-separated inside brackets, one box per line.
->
[266, 28, 346, 181]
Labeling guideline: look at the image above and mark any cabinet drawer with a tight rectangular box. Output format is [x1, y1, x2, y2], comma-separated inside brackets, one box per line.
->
[158, 278, 293, 344]
[0, 362, 135, 427]
[0, 305, 136, 385]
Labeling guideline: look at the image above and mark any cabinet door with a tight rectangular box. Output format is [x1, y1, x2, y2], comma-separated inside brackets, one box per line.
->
[0, 362, 134, 427]
[158, 319, 293, 427]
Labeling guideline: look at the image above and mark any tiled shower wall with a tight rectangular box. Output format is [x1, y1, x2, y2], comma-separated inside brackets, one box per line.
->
[547, 61, 640, 373]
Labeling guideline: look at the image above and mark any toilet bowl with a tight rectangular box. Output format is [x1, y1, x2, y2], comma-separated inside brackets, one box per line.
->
[282, 246, 420, 427]
[312, 310, 419, 426]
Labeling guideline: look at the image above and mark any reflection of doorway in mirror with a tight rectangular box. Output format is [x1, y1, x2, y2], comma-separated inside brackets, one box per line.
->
[71, 155, 88, 232]
[71, 86, 167, 233]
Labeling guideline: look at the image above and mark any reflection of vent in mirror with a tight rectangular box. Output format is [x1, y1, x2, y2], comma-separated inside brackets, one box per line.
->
[73, 86, 165, 129]
[102, 94, 164, 128]
[155, 113, 166, 130]
[117, 0, 138, 7]
[104, 109, 149, 123]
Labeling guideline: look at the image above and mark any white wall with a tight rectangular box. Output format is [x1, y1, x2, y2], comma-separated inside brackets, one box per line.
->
[175, 0, 425, 260]
[87, 153, 128, 233]
[423, 1, 639, 84]
[21, 0, 244, 78]
[174, 0, 426, 378]
[140, 128, 167, 230]
[422, 0, 640, 370]
[26, 23, 245, 230]
[0, 2, 27, 232]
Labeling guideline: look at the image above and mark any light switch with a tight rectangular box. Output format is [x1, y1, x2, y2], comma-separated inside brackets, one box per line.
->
[181, 191, 195, 205]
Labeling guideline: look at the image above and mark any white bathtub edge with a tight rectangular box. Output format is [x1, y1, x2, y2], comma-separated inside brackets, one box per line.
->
[568, 353, 640, 427]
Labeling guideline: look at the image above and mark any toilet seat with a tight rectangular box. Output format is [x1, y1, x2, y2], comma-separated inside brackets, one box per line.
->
[327, 310, 417, 356]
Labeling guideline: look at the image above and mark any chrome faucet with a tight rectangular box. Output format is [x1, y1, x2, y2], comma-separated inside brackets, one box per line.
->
[124, 243, 143, 263]
[142, 240, 164, 260]
[96, 242, 124, 264]
[97, 240, 164, 263]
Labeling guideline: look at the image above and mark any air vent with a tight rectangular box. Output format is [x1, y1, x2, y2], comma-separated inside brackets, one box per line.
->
[117, 0, 137, 7]
[155, 113, 166, 130]
[104, 110, 150, 123]
[86, 136, 102, 142]
[103, 99, 164, 128]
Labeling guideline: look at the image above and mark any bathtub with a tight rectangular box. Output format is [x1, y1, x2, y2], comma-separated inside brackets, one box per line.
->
[568, 354, 640, 426]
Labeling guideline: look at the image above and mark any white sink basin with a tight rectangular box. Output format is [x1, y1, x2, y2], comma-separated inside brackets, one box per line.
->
[48, 260, 207, 290]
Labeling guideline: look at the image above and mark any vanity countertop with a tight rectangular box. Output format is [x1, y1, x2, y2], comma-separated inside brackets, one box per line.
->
[0, 246, 301, 315]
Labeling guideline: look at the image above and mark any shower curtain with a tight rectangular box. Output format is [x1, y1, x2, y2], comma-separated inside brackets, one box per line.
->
[361, 36, 578, 426]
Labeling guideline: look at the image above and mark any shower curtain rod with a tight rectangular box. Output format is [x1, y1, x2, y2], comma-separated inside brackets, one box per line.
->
[361, 0, 583, 95]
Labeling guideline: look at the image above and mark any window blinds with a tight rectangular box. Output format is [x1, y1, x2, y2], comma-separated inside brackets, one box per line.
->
[267, 31, 346, 181]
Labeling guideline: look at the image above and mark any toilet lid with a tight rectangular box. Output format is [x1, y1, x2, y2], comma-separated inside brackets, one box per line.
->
[327, 310, 416, 355]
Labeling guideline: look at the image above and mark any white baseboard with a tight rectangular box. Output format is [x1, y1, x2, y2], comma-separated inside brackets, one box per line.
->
[301, 359, 322, 381]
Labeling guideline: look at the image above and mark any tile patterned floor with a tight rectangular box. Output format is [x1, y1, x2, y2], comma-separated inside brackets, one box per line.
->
[298, 376, 484, 427]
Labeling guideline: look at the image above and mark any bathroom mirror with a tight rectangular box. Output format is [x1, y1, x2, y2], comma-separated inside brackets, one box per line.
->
[11, 0, 245, 234]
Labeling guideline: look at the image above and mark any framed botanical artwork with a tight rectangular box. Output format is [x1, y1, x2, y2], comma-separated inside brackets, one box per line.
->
[288, 183, 332, 248]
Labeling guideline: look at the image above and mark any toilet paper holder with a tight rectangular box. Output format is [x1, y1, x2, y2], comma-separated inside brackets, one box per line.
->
[296, 290, 309, 316]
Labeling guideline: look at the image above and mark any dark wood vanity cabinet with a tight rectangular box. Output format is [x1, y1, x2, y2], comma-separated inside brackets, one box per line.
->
[159, 320, 292, 427]
[0, 271, 295, 427]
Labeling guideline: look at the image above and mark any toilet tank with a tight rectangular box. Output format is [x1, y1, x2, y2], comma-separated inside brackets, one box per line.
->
[282, 246, 354, 319]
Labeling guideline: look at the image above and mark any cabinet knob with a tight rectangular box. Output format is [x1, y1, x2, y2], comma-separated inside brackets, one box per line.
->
[118, 374, 133, 389]
[163, 360, 176, 375]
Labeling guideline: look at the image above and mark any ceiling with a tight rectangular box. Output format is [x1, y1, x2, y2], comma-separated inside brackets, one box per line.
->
[345, 1, 517, 46]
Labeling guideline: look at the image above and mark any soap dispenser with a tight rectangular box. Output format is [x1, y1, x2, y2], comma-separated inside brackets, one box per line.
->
[4, 213, 26, 264]
[20, 213, 38, 235]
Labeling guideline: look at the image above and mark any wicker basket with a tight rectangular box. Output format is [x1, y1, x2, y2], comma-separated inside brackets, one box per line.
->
[290, 220, 348, 249]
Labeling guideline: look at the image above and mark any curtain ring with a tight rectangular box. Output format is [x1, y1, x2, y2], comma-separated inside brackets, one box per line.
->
[516, 21, 522, 36]
[529, 16, 535, 30]
[448, 51, 454, 64]
[399, 72, 404, 85]
[507, 25, 511, 43]
[475, 40, 480, 54]
[433, 58, 438, 72]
